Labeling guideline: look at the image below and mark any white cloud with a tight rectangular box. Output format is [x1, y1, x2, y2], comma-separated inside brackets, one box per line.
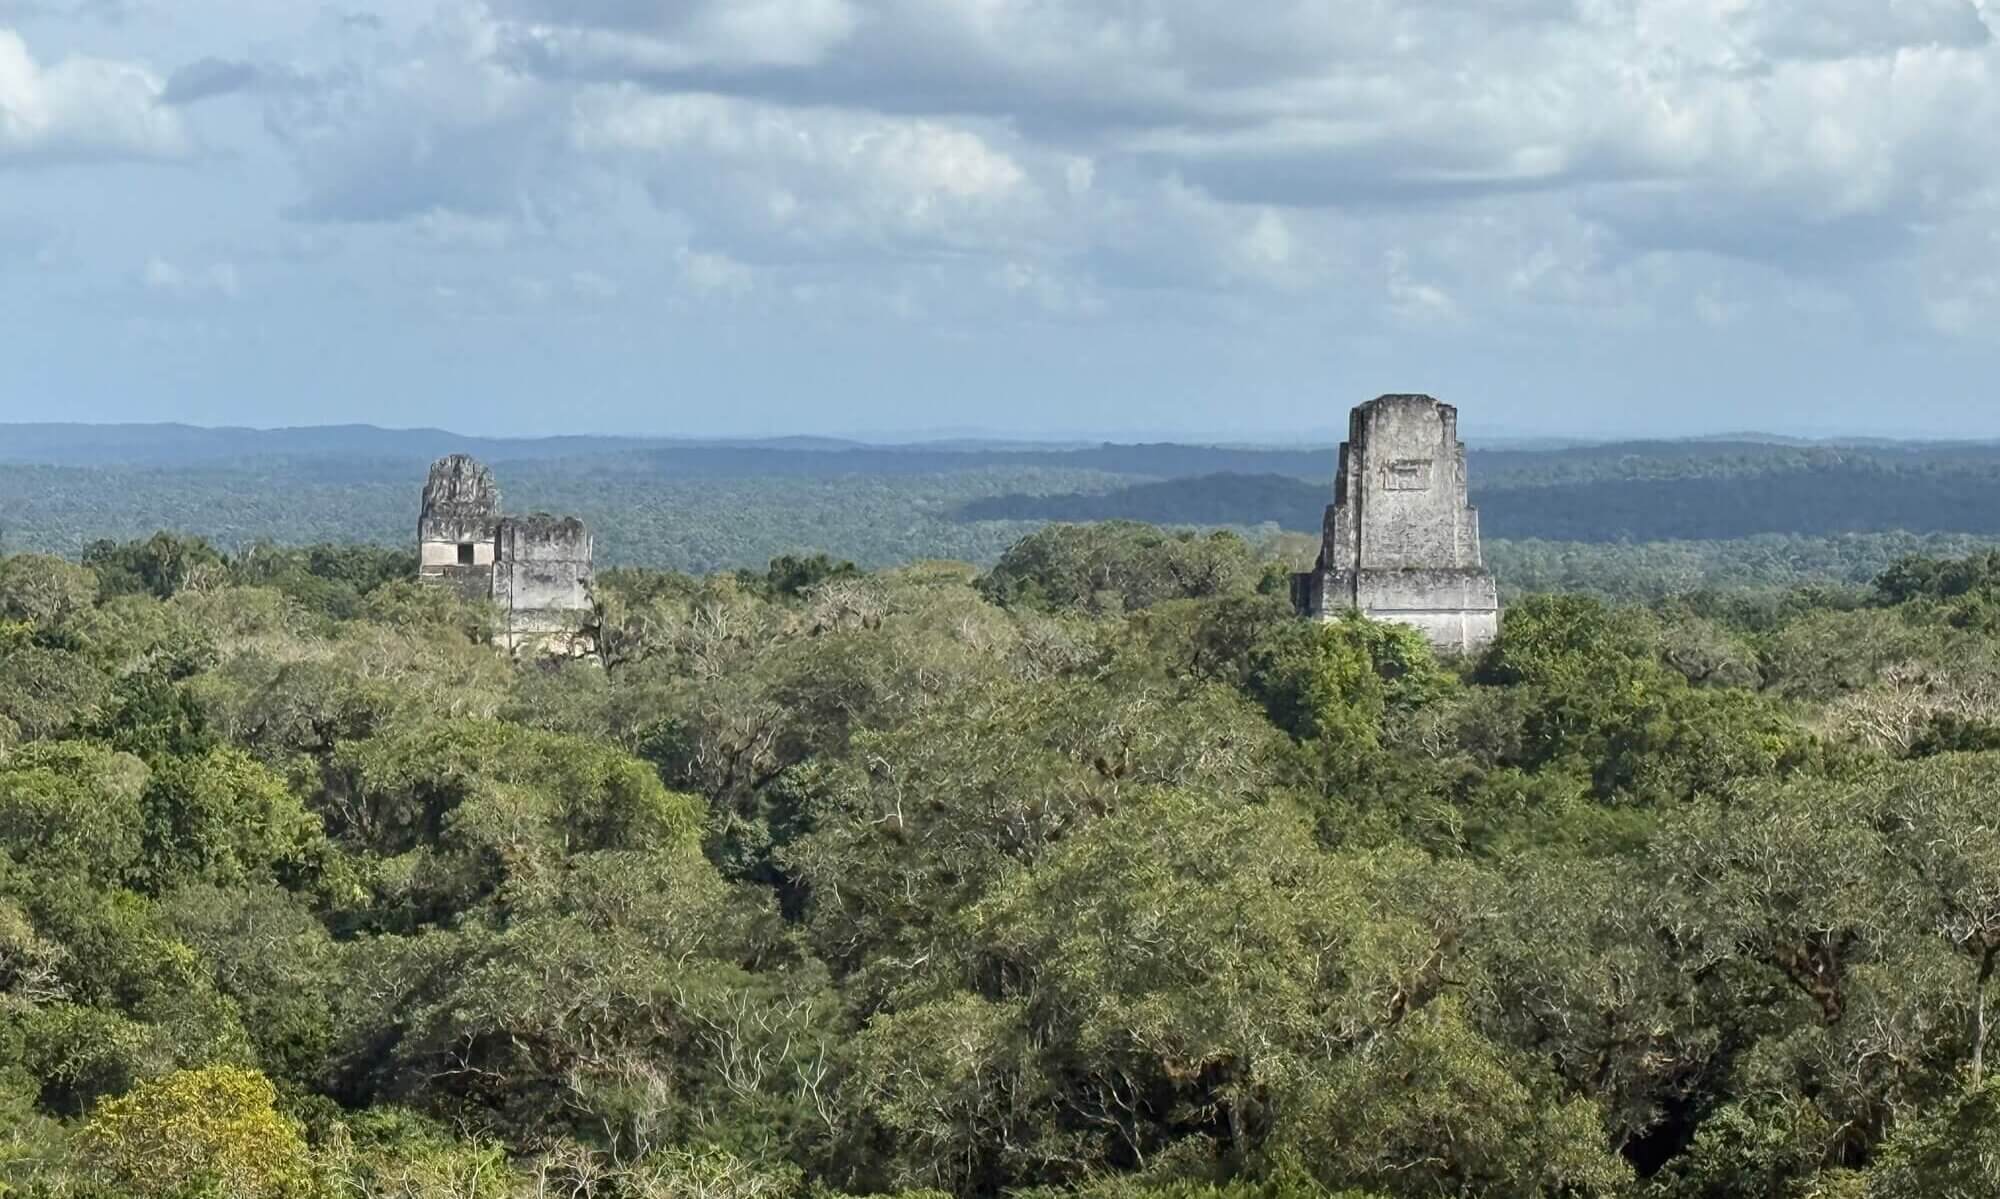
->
[1386, 250, 1455, 323]
[0, 27, 189, 161]
[990, 258, 1101, 314]
[141, 256, 240, 297]
[54, 0, 2000, 349]
[1235, 209, 1295, 280]
[406, 207, 517, 248]
[676, 246, 753, 295]
[262, 5, 563, 223]
[446, 0, 2000, 307]
[500, 0, 861, 73]
[573, 87, 1033, 258]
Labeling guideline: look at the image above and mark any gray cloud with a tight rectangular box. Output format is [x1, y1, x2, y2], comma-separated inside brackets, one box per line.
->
[9, 0, 2000, 442]
[1738, 0, 1991, 60]
[160, 56, 264, 104]
[494, 0, 859, 65]
[251, 8, 568, 224]
[483, 2, 2000, 215]
[193, 0, 1998, 335]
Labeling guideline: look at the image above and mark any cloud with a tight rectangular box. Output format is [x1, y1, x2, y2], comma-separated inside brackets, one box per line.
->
[142, 256, 241, 297]
[498, 0, 861, 72]
[1738, 0, 1990, 60]
[572, 86, 1034, 259]
[262, 6, 564, 223]
[159, 56, 259, 104]
[1914, 208, 2000, 336]
[159, 56, 319, 105]
[1387, 250, 1456, 324]
[456, 0, 2000, 284]
[1089, 11, 1998, 268]
[676, 246, 753, 295]
[0, 28, 191, 161]
[135, 0, 2000, 344]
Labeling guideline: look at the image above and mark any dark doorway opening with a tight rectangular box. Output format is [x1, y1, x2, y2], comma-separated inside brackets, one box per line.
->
[457, 543, 475, 565]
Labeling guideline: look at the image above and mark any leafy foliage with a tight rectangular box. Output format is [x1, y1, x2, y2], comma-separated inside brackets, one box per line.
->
[6, 529, 2000, 1198]
[76, 1065, 314, 1198]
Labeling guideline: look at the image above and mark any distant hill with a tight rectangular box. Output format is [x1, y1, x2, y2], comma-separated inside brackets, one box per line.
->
[960, 452, 2000, 543]
[17, 420, 1997, 473]
[7, 422, 2000, 574]
[958, 473, 1320, 527]
[0, 422, 1344, 476]
[0, 423, 910, 467]
[0, 423, 664, 466]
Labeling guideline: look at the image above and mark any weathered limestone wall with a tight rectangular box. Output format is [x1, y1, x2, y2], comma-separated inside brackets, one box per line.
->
[1296, 395, 1501, 655]
[415, 456, 597, 657]
[1350, 569, 1500, 655]
[491, 514, 595, 656]
[1327, 397, 1483, 571]
[418, 454, 501, 544]
[417, 455, 501, 601]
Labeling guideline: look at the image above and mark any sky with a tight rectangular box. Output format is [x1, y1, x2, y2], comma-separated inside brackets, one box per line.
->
[2, 0, 1999, 440]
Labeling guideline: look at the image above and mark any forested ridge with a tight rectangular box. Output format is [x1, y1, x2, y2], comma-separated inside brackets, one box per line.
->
[9, 523, 2000, 1196]
[12, 437, 2000, 602]
[964, 453, 2000, 542]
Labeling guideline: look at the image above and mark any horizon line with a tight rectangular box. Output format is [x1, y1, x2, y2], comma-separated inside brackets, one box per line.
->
[4, 418, 1998, 448]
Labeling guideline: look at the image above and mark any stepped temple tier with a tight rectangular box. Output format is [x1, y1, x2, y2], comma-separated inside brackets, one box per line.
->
[1291, 395, 1501, 654]
[417, 455, 595, 656]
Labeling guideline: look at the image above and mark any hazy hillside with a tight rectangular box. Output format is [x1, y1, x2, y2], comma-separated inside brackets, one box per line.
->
[0, 423, 897, 466]
[6, 424, 2000, 595]
[965, 454, 2000, 541]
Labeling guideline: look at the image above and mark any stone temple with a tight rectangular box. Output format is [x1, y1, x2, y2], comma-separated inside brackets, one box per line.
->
[1291, 395, 1500, 654]
[417, 455, 595, 656]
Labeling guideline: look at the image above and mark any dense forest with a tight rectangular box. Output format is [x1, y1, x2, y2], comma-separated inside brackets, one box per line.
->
[10, 522, 2000, 1195]
[10, 434, 2000, 602]
[964, 453, 2000, 542]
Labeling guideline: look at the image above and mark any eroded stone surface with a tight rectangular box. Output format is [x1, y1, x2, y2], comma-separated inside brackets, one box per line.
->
[1292, 395, 1500, 654]
[417, 456, 594, 656]
[417, 455, 503, 602]
[492, 513, 595, 656]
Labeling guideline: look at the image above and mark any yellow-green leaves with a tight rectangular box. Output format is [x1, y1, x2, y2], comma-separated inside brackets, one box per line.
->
[77, 1066, 314, 1198]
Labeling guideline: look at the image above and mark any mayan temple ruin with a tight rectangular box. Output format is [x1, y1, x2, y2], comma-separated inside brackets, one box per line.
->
[417, 454, 595, 655]
[1292, 395, 1501, 654]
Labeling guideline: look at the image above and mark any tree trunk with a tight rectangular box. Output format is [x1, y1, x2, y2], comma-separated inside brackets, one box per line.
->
[1973, 943, 1997, 1089]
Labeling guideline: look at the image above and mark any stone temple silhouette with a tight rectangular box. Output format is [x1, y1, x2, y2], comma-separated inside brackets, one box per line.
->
[1291, 395, 1500, 653]
[417, 454, 595, 656]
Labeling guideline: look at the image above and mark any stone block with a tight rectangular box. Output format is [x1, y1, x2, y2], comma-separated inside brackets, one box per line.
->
[1294, 395, 1501, 654]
